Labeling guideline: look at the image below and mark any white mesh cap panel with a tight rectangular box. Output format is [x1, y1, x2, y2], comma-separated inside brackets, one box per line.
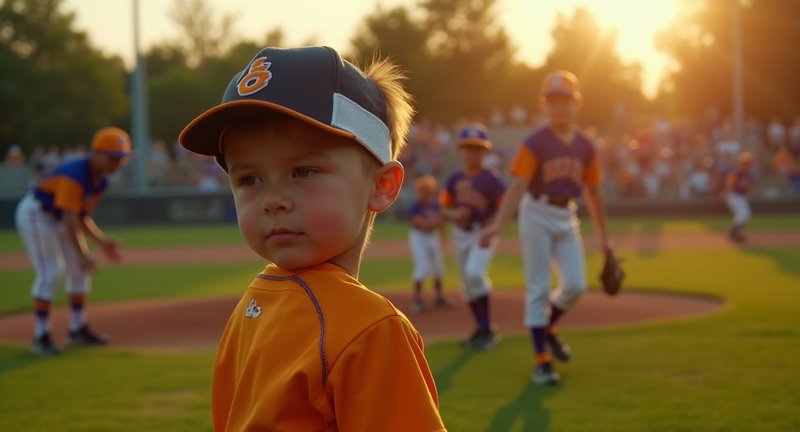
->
[330, 93, 392, 163]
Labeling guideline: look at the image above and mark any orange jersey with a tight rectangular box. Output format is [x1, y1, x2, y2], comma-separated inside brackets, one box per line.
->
[212, 262, 446, 431]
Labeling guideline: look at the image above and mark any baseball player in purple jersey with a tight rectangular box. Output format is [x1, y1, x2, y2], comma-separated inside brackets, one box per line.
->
[441, 123, 506, 350]
[725, 152, 754, 243]
[408, 175, 450, 313]
[481, 71, 613, 384]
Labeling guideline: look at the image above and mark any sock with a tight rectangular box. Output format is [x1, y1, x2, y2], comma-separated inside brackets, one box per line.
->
[33, 298, 51, 338]
[468, 300, 481, 327]
[69, 294, 86, 332]
[477, 295, 491, 331]
[548, 303, 565, 328]
[413, 280, 422, 301]
[434, 278, 443, 297]
[530, 327, 551, 364]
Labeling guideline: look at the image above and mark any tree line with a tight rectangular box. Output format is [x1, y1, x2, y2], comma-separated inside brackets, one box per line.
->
[1, 0, 798, 155]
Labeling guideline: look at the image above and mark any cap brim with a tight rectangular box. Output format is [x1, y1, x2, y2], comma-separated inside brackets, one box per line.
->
[543, 89, 581, 99]
[179, 100, 354, 157]
[458, 138, 492, 149]
[96, 150, 133, 158]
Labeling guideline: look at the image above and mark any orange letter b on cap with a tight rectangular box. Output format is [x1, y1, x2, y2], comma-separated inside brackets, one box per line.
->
[238, 57, 273, 96]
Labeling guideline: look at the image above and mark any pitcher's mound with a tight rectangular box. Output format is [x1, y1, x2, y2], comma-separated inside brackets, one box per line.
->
[0, 290, 722, 352]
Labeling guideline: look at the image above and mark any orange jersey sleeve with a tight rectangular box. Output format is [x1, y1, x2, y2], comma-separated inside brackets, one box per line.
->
[40, 176, 84, 213]
[510, 146, 538, 182]
[327, 316, 445, 431]
[583, 157, 603, 186]
[439, 189, 453, 207]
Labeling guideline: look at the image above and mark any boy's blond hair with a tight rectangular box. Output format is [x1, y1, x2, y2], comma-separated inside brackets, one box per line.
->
[365, 59, 415, 160]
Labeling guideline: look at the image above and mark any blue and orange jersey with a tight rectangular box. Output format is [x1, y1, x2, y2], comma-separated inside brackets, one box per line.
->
[726, 169, 751, 195]
[440, 169, 506, 225]
[212, 262, 445, 431]
[409, 200, 442, 231]
[32, 157, 108, 219]
[510, 126, 601, 199]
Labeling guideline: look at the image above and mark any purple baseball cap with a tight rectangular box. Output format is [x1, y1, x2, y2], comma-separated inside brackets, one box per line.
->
[179, 46, 392, 169]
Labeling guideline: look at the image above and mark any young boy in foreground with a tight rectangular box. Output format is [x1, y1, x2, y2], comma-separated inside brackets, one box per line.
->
[179, 46, 446, 431]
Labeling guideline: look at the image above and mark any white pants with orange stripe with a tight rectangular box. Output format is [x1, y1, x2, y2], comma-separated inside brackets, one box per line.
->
[14, 193, 91, 301]
[452, 223, 497, 300]
[519, 193, 587, 328]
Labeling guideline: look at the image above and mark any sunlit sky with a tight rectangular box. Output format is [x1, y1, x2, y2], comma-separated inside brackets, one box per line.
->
[64, 0, 680, 98]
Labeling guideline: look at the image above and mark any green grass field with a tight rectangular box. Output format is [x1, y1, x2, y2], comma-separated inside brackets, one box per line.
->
[1, 217, 799, 431]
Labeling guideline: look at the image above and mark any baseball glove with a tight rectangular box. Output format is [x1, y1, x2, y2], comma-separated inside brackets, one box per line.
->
[599, 250, 625, 296]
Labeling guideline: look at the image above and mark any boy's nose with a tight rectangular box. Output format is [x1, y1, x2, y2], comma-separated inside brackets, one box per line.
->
[261, 187, 292, 213]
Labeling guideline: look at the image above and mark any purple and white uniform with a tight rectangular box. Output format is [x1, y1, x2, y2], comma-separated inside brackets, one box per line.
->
[408, 201, 445, 282]
[440, 169, 506, 300]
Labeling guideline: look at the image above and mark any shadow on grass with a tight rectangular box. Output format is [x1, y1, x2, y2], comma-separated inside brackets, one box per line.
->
[0, 347, 45, 375]
[433, 348, 477, 394]
[486, 382, 560, 432]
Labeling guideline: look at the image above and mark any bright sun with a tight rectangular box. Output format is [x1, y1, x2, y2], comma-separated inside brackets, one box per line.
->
[502, 0, 682, 97]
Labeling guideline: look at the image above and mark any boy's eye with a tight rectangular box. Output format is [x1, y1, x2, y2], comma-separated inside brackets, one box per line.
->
[292, 167, 318, 178]
[237, 175, 262, 187]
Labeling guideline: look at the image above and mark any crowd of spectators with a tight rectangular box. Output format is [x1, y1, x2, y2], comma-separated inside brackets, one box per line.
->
[398, 108, 800, 201]
[4, 109, 800, 200]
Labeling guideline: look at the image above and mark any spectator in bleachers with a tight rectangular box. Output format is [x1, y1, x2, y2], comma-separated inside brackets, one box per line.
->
[4, 144, 26, 166]
[148, 139, 170, 188]
[767, 117, 786, 151]
[789, 116, 800, 159]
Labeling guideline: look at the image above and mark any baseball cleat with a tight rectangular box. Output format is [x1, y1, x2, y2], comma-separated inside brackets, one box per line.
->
[30, 332, 60, 356]
[546, 332, 572, 362]
[459, 329, 482, 348]
[433, 297, 455, 309]
[409, 299, 427, 314]
[67, 325, 108, 346]
[462, 328, 500, 351]
[531, 362, 561, 385]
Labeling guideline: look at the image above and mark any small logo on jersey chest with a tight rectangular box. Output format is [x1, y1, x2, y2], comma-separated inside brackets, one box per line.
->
[244, 299, 262, 319]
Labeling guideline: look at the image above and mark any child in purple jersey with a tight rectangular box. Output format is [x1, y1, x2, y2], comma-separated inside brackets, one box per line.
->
[408, 175, 451, 313]
[481, 71, 613, 385]
[440, 123, 506, 350]
[724, 152, 754, 243]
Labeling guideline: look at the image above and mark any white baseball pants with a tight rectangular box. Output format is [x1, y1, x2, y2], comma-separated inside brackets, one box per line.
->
[451, 224, 496, 300]
[725, 193, 751, 225]
[408, 228, 445, 281]
[519, 194, 587, 328]
[14, 193, 91, 301]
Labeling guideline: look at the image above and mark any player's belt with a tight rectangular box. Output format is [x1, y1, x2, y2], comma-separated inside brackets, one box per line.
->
[531, 193, 573, 208]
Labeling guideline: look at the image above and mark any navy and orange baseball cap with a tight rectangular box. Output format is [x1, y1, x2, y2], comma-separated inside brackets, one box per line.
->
[179, 46, 392, 169]
[541, 70, 581, 100]
[91, 127, 132, 157]
[456, 123, 492, 150]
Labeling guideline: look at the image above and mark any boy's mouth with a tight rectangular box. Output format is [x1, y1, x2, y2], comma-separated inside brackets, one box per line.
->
[267, 227, 301, 244]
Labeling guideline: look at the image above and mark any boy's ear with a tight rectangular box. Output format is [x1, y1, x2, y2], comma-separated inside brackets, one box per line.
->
[368, 161, 404, 213]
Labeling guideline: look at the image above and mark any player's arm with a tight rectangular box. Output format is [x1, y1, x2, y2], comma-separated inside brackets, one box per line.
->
[80, 216, 122, 263]
[582, 154, 613, 253]
[327, 316, 446, 431]
[438, 189, 468, 222]
[62, 211, 97, 273]
[583, 184, 612, 254]
[479, 145, 535, 247]
[479, 176, 526, 247]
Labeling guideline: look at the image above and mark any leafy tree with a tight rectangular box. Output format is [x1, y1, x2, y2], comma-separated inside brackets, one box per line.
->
[656, 0, 800, 122]
[168, 0, 235, 68]
[0, 0, 127, 154]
